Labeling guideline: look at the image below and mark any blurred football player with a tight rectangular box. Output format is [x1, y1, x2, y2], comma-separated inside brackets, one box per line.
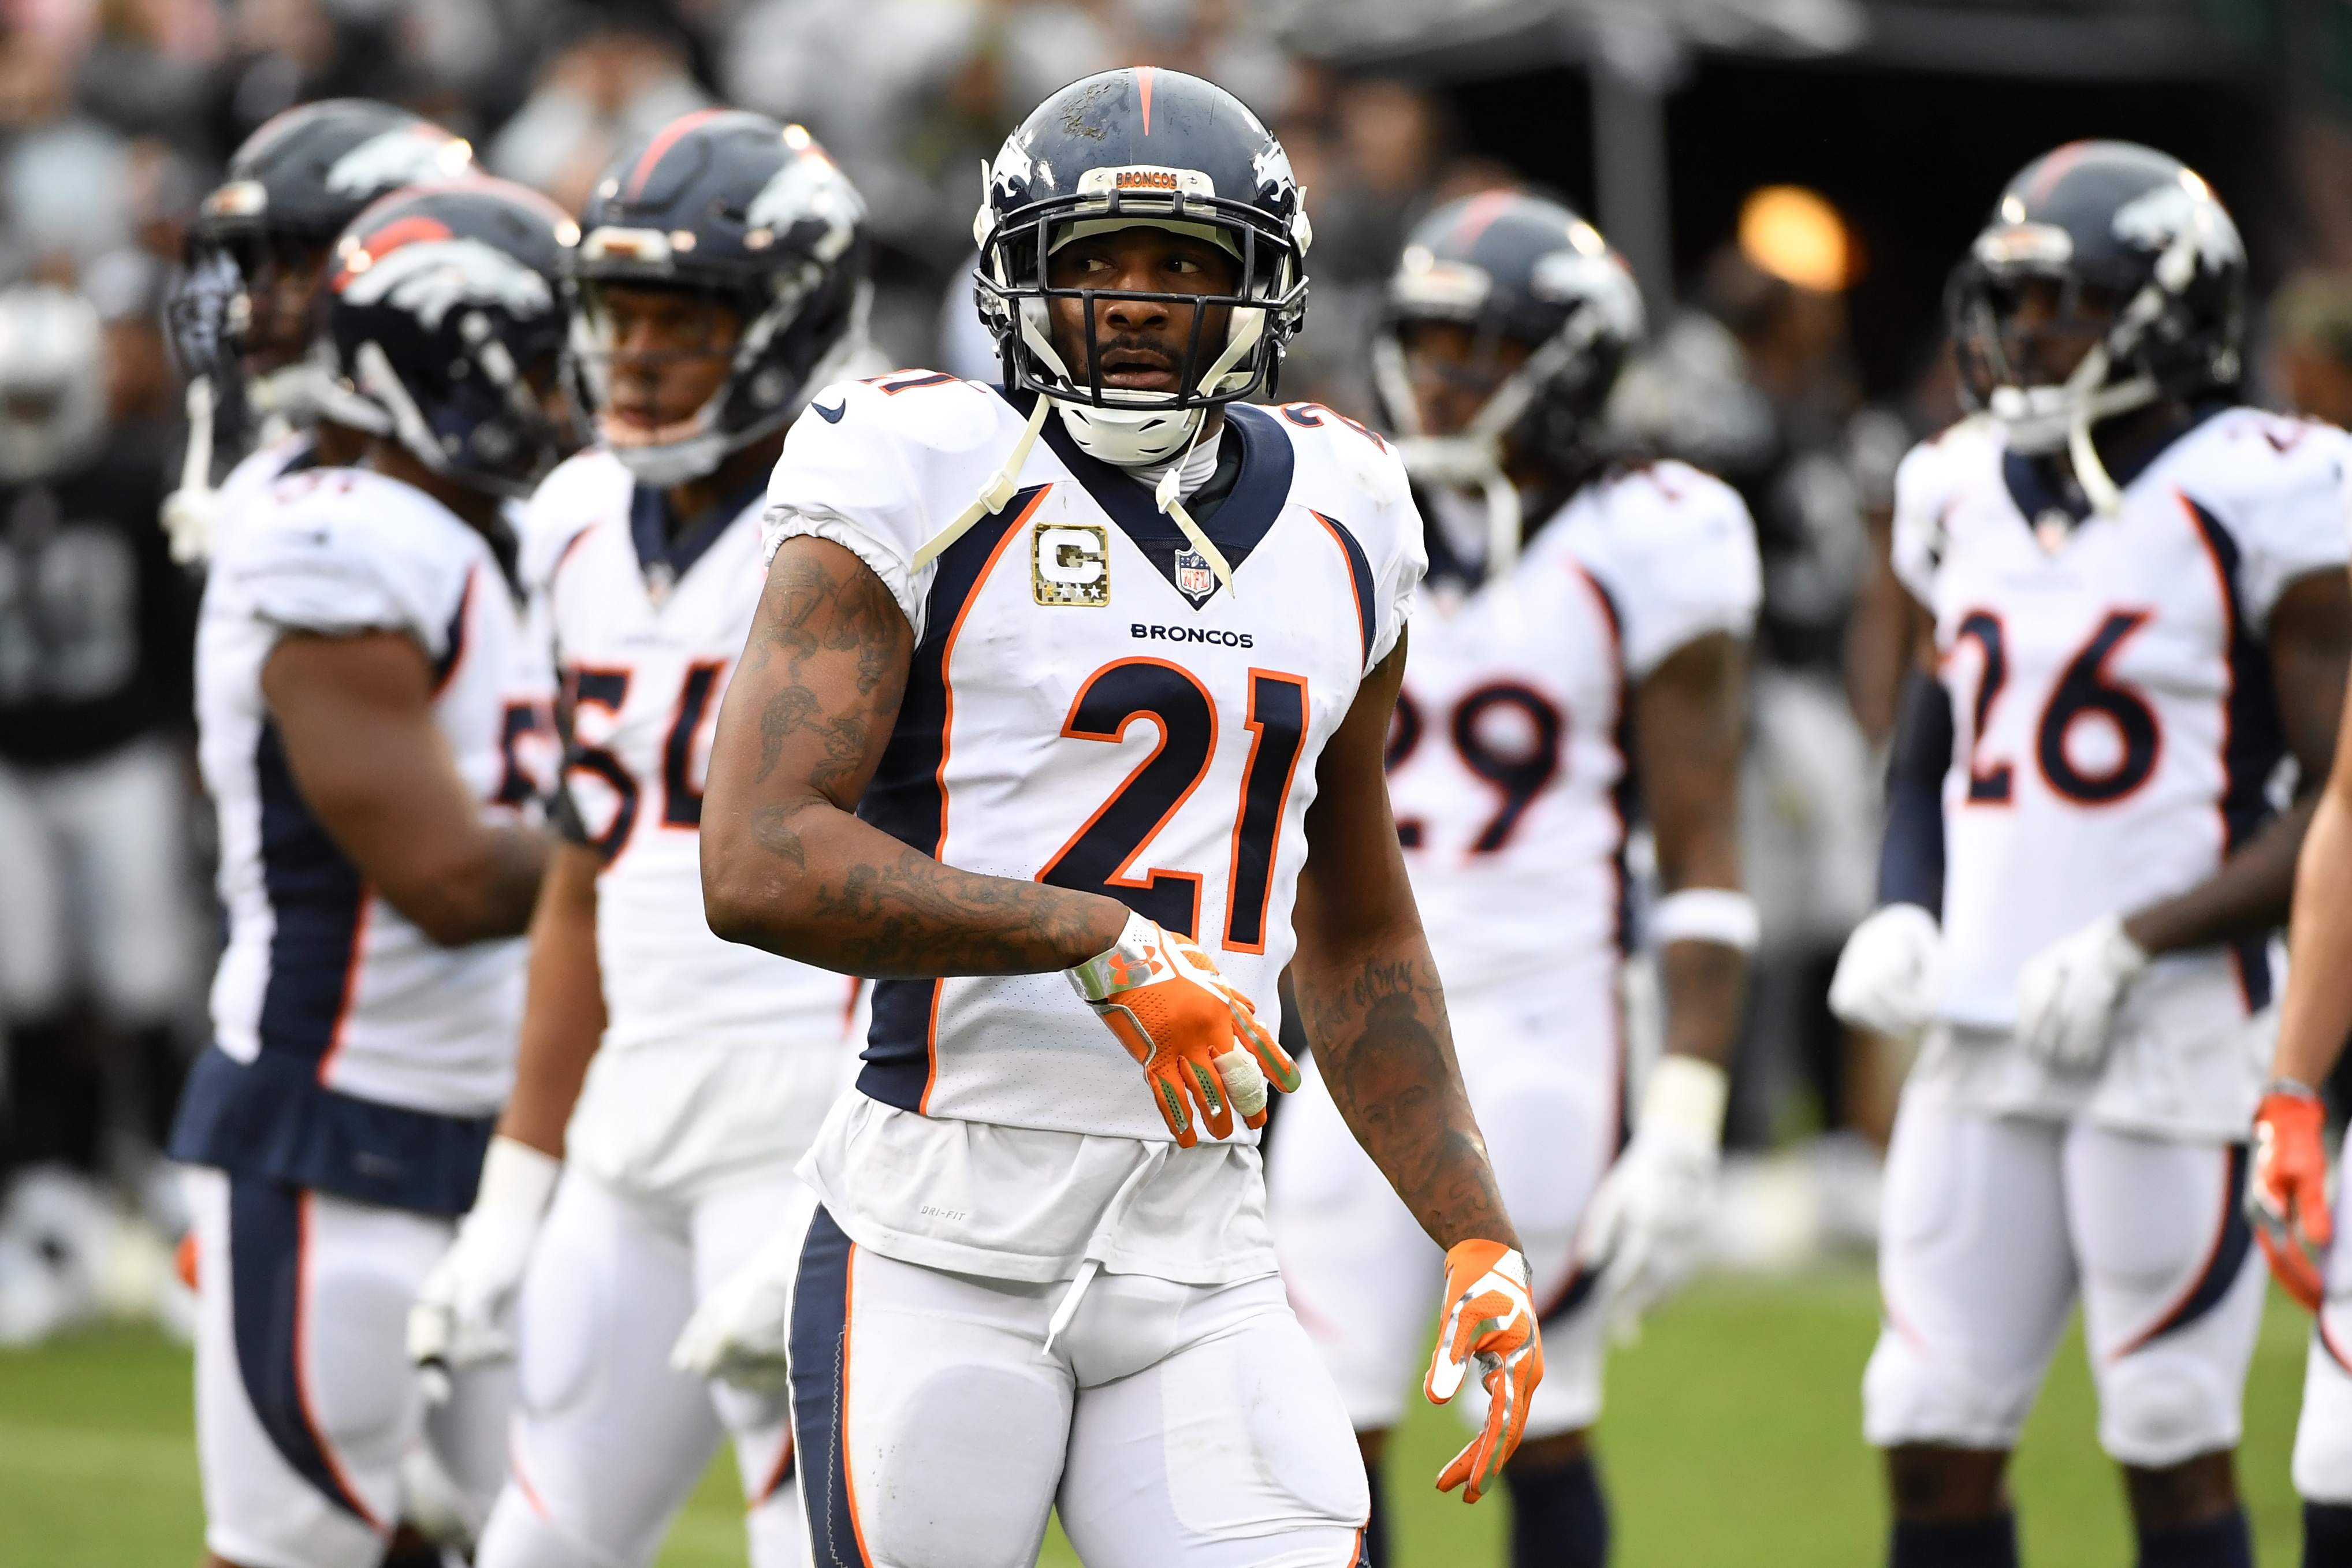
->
[0, 283, 200, 1342]
[1830, 142, 2351, 1568]
[404, 110, 885, 1568]
[685, 68, 1539, 1562]
[1264, 193, 1757, 1568]
[166, 177, 574, 1568]
[165, 99, 474, 562]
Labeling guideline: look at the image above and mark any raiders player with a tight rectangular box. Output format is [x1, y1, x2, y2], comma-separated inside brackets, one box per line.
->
[404, 111, 883, 1568]
[1266, 192, 1758, 1568]
[1829, 141, 2351, 1568]
[683, 69, 1539, 1562]
[165, 99, 474, 561]
[167, 177, 572, 1568]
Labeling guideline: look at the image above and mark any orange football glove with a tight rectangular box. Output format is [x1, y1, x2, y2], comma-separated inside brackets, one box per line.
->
[1423, 1239, 1545, 1504]
[2251, 1082, 2332, 1312]
[1068, 912, 1300, 1148]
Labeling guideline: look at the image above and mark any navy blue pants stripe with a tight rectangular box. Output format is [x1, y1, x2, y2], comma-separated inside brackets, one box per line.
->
[790, 1205, 868, 1568]
[225, 1174, 375, 1525]
[2125, 1144, 2254, 1354]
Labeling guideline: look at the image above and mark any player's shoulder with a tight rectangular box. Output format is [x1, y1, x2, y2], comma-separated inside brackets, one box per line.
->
[2159, 405, 2351, 504]
[1893, 415, 2003, 516]
[1246, 401, 1416, 554]
[1555, 459, 1753, 574]
[519, 446, 631, 589]
[218, 465, 477, 636]
[218, 431, 316, 506]
[786, 370, 1022, 466]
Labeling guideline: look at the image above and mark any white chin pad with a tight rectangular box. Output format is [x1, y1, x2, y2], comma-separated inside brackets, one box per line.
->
[1055, 400, 1202, 468]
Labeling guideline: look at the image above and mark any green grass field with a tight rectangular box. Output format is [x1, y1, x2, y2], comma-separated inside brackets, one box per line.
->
[0, 1268, 2317, 1566]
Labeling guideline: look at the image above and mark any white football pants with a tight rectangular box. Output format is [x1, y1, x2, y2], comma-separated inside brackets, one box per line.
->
[788, 1205, 1369, 1568]
[2289, 1168, 2352, 1501]
[1266, 985, 1618, 1439]
[1863, 1098, 2264, 1467]
[185, 1164, 511, 1568]
[475, 1166, 810, 1568]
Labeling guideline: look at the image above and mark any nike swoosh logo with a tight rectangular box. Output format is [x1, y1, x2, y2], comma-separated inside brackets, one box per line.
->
[813, 400, 846, 423]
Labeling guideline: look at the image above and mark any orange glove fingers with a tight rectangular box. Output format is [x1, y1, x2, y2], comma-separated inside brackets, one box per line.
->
[2259, 1225, 2327, 1313]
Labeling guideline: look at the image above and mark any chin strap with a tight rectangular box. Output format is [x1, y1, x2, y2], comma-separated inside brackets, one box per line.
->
[913, 391, 1051, 569]
[1153, 416, 1238, 599]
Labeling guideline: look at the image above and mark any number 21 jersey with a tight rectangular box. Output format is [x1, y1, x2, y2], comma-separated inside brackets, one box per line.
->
[764, 374, 1423, 1143]
[1892, 406, 2352, 1135]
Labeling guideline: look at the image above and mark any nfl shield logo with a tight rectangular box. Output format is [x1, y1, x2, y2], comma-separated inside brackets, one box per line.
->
[1174, 548, 1215, 602]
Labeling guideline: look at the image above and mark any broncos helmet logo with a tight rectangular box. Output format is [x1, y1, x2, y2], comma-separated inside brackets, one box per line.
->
[325, 126, 471, 201]
[746, 150, 866, 266]
[336, 229, 553, 329]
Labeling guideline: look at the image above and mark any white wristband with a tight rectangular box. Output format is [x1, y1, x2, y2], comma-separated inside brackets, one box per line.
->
[1638, 1055, 1729, 1144]
[470, 1135, 560, 1222]
[1648, 888, 1761, 954]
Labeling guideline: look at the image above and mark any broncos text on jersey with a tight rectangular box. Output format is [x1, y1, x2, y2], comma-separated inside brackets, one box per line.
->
[763, 371, 1423, 1143]
[1387, 460, 1759, 1007]
[1892, 406, 2352, 1137]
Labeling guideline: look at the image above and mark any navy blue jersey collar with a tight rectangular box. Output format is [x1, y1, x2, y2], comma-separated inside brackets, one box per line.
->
[628, 471, 767, 590]
[2001, 401, 2231, 528]
[1003, 386, 1296, 608]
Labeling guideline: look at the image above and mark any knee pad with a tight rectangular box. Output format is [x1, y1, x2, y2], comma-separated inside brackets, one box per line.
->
[2099, 1355, 2234, 1469]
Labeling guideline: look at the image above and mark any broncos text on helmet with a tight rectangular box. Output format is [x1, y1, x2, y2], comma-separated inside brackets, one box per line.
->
[566, 109, 873, 487]
[1947, 139, 2245, 511]
[973, 66, 1311, 468]
[326, 177, 577, 498]
[1372, 190, 1644, 577]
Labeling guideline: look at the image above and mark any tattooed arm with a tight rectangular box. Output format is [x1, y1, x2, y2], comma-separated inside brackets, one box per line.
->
[701, 534, 1128, 977]
[1290, 632, 1521, 1252]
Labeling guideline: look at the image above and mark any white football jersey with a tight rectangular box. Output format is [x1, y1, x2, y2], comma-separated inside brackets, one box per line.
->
[1388, 462, 1759, 1005]
[198, 465, 545, 1118]
[1892, 407, 2351, 1132]
[520, 448, 855, 1058]
[765, 374, 1424, 1144]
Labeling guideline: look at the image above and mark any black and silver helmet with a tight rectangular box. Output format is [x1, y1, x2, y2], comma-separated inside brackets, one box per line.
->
[325, 178, 576, 498]
[176, 99, 475, 427]
[1372, 191, 1644, 575]
[567, 109, 873, 487]
[973, 67, 1311, 467]
[1948, 140, 2243, 502]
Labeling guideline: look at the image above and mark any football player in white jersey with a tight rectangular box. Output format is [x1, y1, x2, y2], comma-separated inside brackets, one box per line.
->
[686, 69, 1540, 1565]
[403, 111, 884, 1568]
[1830, 142, 2352, 1568]
[167, 177, 576, 1568]
[2251, 631, 2352, 1565]
[165, 100, 476, 562]
[1266, 192, 1759, 1568]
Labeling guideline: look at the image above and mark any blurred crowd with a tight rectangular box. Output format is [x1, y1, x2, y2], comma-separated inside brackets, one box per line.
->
[9, 0, 2352, 1335]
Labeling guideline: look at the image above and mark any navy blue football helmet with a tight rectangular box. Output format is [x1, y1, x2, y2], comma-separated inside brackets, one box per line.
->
[325, 177, 576, 497]
[566, 108, 873, 486]
[1948, 140, 2244, 459]
[174, 99, 474, 407]
[973, 67, 1311, 466]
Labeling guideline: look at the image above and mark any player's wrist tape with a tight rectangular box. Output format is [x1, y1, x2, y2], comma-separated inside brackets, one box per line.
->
[1067, 910, 1160, 1002]
[2265, 1077, 2324, 1103]
[1637, 1055, 1728, 1145]
[1648, 888, 1761, 954]
[470, 1135, 560, 1221]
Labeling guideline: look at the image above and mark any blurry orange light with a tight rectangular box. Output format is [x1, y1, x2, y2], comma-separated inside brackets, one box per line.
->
[1739, 185, 1855, 293]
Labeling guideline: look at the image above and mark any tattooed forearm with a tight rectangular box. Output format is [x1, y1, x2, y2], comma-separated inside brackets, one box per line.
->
[1294, 940, 1519, 1253]
[704, 534, 1128, 977]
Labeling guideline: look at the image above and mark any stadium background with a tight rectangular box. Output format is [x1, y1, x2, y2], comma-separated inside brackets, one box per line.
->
[2, 0, 2350, 1561]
